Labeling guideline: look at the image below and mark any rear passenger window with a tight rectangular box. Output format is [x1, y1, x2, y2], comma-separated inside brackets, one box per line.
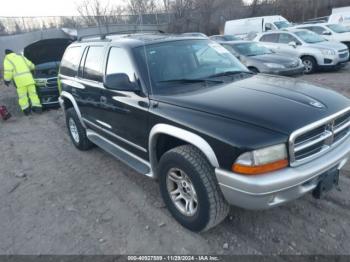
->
[106, 47, 136, 82]
[83, 46, 105, 82]
[278, 33, 298, 44]
[260, 34, 279, 43]
[60, 46, 84, 77]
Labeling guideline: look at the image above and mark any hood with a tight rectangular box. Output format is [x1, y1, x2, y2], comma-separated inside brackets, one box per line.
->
[335, 32, 350, 42]
[154, 74, 350, 135]
[245, 53, 298, 64]
[307, 40, 348, 51]
[24, 38, 72, 65]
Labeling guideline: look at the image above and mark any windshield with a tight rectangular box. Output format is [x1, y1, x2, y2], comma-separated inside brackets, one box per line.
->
[231, 42, 273, 56]
[327, 24, 350, 33]
[294, 30, 326, 43]
[274, 21, 291, 29]
[134, 40, 249, 94]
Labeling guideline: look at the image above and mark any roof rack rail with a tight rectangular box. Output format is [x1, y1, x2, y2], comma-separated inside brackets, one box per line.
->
[78, 29, 165, 41]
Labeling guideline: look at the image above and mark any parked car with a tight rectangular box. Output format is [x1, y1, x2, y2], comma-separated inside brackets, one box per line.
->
[209, 35, 240, 42]
[182, 32, 208, 38]
[224, 15, 291, 38]
[294, 23, 350, 50]
[23, 38, 72, 108]
[253, 29, 349, 73]
[59, 34, 350, 232]
[220, 40, 304, 76]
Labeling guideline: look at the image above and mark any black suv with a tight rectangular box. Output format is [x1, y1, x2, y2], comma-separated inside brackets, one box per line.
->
[59, 33, 350, 232]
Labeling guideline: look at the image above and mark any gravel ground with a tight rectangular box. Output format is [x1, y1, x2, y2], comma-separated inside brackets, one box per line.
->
[0, 66, 349, 255]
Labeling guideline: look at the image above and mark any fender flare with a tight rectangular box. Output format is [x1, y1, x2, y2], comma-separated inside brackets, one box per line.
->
[60, 91, 86, 128]
[149, 124, 220, 177]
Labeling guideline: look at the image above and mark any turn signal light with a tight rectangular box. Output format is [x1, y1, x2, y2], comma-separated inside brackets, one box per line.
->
[232, 159, 289, 175]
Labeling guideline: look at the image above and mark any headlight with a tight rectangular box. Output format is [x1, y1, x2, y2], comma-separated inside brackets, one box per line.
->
[232, 144, 289, 175]
[321, 49, 336, 56]
[264, 63, 285, 69]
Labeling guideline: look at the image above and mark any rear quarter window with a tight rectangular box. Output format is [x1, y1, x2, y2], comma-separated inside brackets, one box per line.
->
[60, 46, 84, 77]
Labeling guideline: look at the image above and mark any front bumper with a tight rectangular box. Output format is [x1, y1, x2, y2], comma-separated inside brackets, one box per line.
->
[318, 52, 349, 67]
[216, 134, 350, 210]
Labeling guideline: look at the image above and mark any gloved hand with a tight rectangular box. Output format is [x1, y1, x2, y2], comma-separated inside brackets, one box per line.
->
[4, 81, 10, 87]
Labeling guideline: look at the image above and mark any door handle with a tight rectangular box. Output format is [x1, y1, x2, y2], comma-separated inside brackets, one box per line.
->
[100, 96, 107, 103]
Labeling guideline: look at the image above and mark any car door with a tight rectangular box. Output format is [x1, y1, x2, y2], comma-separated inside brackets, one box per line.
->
[76, 45, 107, 127]
[275, 33, 300, 57]
[259, 33, 280, 51]
[98, 46, 150, 157]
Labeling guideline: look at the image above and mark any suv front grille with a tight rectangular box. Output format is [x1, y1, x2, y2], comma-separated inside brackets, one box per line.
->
[289, 108, 350, 166]
[46, 78, 58, 88]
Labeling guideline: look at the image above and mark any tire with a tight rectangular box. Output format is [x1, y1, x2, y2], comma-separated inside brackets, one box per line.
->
[249, 67, 259, 74]
[301, 56, 317, 74]
[158, 145, 229, 232]
[65, 108, 94, 151]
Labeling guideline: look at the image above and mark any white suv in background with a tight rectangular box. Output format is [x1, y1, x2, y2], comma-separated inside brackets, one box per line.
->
[253, 29, 349, 73]
[294, 23, 350, 51]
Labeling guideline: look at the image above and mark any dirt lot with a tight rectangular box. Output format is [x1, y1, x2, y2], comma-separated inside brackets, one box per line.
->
[0, 66, 350, 255]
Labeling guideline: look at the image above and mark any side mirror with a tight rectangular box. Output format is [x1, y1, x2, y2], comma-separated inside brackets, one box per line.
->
[104, 73, 139, 91]
[322, 31, 332, 36]
[288, 41, 297, 48]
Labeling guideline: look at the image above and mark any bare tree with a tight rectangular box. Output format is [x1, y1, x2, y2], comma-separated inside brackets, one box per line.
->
[0, 20, 7, 36]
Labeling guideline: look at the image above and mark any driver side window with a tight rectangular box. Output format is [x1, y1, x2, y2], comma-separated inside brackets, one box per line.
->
[265, 23, 273, 31]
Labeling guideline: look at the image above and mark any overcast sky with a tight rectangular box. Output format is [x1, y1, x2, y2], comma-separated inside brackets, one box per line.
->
[0, 0, 126, 17]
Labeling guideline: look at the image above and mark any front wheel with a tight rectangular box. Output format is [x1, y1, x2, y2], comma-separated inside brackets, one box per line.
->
[158, 145, 229, 232]
[302, 56, 317, 74]
[65, 108, 94, 151]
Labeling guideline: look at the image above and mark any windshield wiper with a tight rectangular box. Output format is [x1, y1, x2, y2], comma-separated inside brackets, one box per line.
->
[159, 78, 224, 84]
[207, 71, 253, 78]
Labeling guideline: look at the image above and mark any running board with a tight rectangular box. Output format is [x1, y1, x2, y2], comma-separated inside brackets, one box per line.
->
[86, 129, 153, 178]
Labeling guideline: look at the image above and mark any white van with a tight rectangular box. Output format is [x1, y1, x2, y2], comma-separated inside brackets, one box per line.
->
[224, 15, 291, 38]
[329, 7, 350, 29]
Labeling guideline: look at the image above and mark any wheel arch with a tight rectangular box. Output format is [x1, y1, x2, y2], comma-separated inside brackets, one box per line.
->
[60, 91, 86, 128]
[149, 124, 220, 178]
[300, 54, 318, 65]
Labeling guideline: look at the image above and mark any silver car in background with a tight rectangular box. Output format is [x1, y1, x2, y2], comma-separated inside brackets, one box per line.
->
[220, 41, 304, 76]
[209, 35, 240, 42]
[253, 29, 349, 73]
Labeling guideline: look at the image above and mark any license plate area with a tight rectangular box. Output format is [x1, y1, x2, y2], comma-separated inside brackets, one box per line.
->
[313, 167, 340, 199]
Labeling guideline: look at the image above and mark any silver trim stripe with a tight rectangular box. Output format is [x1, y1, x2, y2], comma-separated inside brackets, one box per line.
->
[82, 118, 147, 153]
[61, 79, 86, 90]
[96, 120, 112, 129]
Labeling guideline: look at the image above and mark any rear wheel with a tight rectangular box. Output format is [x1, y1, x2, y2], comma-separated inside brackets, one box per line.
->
[158, 145, 229, 232]
[65, 108, 93, 151]
[302, 56, 317, 74]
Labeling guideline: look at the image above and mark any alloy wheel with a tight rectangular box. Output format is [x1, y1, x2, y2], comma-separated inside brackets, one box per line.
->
[69, 118, 80, 143]
[166, 168, 198, 217]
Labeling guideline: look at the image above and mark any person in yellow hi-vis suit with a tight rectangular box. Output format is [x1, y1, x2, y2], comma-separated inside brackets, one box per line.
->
[3, 49, 42, 115]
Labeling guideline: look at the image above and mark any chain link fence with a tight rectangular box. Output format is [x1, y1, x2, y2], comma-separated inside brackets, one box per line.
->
[0, 13, 172, 35]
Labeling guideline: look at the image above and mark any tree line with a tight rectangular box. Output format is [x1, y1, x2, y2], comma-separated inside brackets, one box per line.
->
[0, 0, 349, 36]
